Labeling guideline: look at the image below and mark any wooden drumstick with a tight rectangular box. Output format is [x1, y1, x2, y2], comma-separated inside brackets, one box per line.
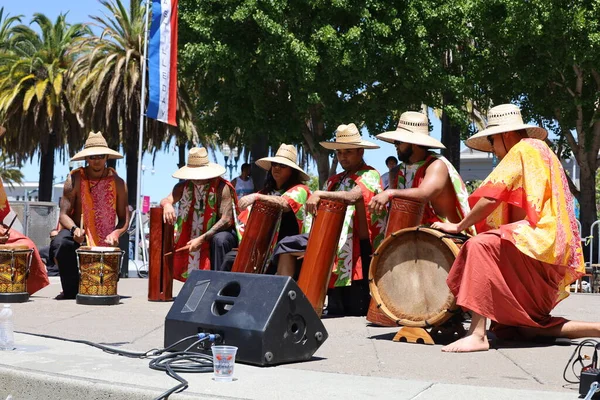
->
[163, 245, 190, 258]
[0, 214, 17, 241]
[80, 213, 90, 245]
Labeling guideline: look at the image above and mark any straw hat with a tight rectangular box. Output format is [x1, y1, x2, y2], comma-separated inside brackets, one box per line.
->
[172, 147, 225, 180]
[70, 131, 123, 161]
[256, 144, 310, 181]
[466, 104, 548, 152]
[376, 111, 445, 149]
[320, 123, 379, 150]
[0, 126, 5, 137]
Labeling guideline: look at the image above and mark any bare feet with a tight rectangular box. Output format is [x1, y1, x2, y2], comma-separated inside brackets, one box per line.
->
[442, 333, 490, 353]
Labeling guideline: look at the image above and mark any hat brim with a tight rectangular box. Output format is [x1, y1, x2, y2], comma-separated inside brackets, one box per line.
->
[376, 128, 446, 149]
[0, 126, 5, 137]
[256, 156, 310, 181]
[466, 124, 548, 152]
[71, 147, 123, 161]
[319, 140, 379, 150]
[172, 163, 226, 180]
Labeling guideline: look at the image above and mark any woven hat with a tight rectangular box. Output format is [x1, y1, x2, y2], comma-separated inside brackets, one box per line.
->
[256, 144, 310, 181]
[0, 126, 5, 137]
[70, 131, 123, 161]
[376, 111, 445, 149]
[320, 123, 379, 150]
[172, 147, 225, 180]
[466, 104, 548, 152]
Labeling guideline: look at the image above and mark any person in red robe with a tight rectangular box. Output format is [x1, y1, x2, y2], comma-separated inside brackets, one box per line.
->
[432, 104, 599, 352]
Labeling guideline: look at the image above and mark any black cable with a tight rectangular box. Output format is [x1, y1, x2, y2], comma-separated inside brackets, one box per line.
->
[563, 339, 600, 384]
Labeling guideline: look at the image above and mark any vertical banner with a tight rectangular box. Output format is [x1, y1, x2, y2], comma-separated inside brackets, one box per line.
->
[142, 196, 151, 214]
[147, 0, 178, 126]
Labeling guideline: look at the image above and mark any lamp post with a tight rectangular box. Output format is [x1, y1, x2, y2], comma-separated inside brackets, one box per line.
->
[222, 144, 239, 180]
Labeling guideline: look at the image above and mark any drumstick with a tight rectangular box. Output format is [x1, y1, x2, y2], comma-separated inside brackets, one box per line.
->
[1, 214, 17, 239]
[80, 213, 90, 245]
[163, 245, 190, 258]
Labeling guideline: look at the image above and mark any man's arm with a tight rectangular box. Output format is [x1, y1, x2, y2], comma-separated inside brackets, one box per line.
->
[160, 181, 185, 224]
[305, 186, 363, 215]
[58, 173, 78, 230]
[202, 182, 234, 241]
[241, 193, 291, 212]
[431, 197, 498, 234]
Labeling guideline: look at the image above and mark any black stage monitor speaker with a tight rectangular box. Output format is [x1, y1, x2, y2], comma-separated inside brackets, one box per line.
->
[164, 270, 328, 366]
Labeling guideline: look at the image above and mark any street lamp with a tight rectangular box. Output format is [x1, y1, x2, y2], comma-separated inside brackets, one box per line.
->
[222, 144, 239, 180]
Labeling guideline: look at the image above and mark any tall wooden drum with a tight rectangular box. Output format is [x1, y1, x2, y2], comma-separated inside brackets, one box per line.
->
[369, 227, 464, 328]
[0, 245, 33, 303]
[149, 207, 174, 302]
[297, 199, 347, 317]
[76, 246, 123, 305]
[232, 199, 282, 274]
[367, 195, 425, 326]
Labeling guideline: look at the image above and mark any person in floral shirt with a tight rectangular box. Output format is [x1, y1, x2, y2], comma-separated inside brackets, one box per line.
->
[219, 144, 311, 272]
[275, 123, 385, 316]
[369, 111, 472, 235]
[160, 147, 238, 281]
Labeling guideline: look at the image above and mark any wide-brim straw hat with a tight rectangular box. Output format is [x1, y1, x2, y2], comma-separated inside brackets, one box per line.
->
[466, 104, 548, 152]
[376, 111, 445, 149]
[172, 147, 226, 180]
[256, 144, 310, 181]
[0, 126, 5, 137]
[71, 131, 124, 161]
[320, 123, 379, 150]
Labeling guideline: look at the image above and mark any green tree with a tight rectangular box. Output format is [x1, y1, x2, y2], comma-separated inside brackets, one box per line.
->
[0, 152, 24, 188]
[0, 13, 89, 201]
[69, 0, 197, 206]
[0, 7, 22, 50]
[468, 0, 600, 235]
[178, 0, 472, 186]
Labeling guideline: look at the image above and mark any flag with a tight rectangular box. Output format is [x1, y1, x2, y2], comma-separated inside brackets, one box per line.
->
[147, 0, 178, 126]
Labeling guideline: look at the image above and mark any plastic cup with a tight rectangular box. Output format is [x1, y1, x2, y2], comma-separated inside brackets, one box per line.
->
[211, 345, 238, 382]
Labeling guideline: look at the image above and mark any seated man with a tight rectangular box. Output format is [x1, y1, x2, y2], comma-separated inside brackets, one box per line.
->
[369, 111, 471, 231]
[51, 132, 129, 299]
[160, 147, 239, 280]
[0, 175, 49, 295]
[275, 123, 385, 316]
[432, 104, 599, 352]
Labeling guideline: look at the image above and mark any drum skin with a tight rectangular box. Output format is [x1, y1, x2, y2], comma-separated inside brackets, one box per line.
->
[0, 245, 32, 294]
[232, 199, 282, 274]
[369, 227, 465, 328]
[77, 246, 122, 296]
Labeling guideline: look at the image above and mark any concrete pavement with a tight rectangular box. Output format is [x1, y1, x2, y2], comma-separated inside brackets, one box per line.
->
[0, 276, 597, 399]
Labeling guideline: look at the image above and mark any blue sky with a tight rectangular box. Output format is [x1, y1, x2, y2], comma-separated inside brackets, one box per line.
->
[9, 0, 443, 202]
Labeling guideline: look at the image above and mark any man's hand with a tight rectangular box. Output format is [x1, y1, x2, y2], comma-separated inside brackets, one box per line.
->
[369, 190, 391, 213]
[163, 203, 176, 225]
[187, 235, 206, 252]
[238, 194, 256, 211]
[0, 225, 7, 237]
[305, 191, 322, 215]
[73, 228, 86, 244]
[431, 221, 460, 234]
[105, 231, 120, 247]
[0, 234, 8, 245]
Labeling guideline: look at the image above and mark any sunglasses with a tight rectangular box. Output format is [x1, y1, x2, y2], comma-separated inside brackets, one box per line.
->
[88, 155, 107, 160]
[271, 162, 289, 169]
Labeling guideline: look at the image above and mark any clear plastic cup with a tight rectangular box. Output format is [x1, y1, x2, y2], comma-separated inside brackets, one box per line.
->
[211, 345, 238, 382]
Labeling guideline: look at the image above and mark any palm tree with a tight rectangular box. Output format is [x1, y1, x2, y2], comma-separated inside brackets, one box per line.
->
[0, 152, 23, 188]
[0, 13, 90, 201]
[70, 0, 197, 206]
[0, 7, 22, 50]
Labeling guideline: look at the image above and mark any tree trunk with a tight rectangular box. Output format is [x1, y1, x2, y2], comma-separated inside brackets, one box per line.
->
[250, 138, 269, 190]
[578, 154, 597, 247]
[441, 92, 461, 172]
[178, 141, 186, 169]
[38, 132, 56, 202]
[126, 138, 138, 207]
[300, 105, 331, 187]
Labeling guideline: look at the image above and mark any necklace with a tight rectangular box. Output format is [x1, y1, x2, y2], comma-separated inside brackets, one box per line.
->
[89, 168, 108, 191]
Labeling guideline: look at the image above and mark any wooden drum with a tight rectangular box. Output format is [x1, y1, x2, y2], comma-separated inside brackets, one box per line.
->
[0, 245, 33, 303]
[367, 195, 425, 326]
[231, 199, 282, 274]
[369, 227, 465, 328]
[297, 199, 347, 317]
[149, 207, 174, 302]
[76, 246, 123, 305]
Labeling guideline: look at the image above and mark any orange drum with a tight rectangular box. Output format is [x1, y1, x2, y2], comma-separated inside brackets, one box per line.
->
[0, 244, 33, 303]
[297, 199, 347, 317]
[367, 195, 425, 326]
[232, 199, 282, 274]
[369, 227, 465, 327]
[76, 246, 123, 305]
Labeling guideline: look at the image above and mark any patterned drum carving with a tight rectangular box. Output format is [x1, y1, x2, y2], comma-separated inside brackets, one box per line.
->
[77, 247, 122, 296]
[384, 196, 425, 237]
[0, 245, 32, 294]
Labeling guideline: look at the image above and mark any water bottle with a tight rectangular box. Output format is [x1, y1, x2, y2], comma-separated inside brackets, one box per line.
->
[0, 304, 15, 351]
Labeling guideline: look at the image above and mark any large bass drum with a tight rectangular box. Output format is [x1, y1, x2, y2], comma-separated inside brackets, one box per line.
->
[369, 227, 465, 327]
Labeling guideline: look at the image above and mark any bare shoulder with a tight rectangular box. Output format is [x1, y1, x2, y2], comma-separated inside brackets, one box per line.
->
[427, 159, 450, 176]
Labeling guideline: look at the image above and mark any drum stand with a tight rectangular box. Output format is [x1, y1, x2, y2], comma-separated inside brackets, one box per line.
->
[393, 317, 466, 345]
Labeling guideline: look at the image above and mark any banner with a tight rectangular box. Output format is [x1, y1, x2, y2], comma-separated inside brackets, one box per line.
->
[147, 0, 178, 126]
[142, 196, 151, 214]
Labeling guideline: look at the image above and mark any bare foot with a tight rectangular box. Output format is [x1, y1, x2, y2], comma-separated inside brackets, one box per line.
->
[442, 334, 490, 353]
